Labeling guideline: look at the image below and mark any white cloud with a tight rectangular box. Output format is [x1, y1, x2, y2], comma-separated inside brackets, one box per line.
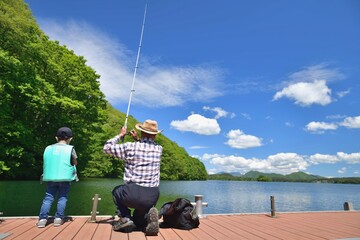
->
[286, 64, 345, 84]
[273, 80, 332, 106]
[337, 152, 360, 164]
[339, 116, 360, 129]
[203, 106, 235, 119]
[338, 167, 347, 174]
[189, 146, 208, 149]
[202, 152, 308, 175]
[305, 115, 360, 133]
[225, 129, 263, 149]
[336, 89, 350, 98]
[273, 64, 345, 106]
[39, 20, 225, 107]
[309, 154, 339, 164]
[170, 114, 221, 135]
[240, 113, 251, 120]
[305, 121, 338, 133]
[202, 152, 360, 175]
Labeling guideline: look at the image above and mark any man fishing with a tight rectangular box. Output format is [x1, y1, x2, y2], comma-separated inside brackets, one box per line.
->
[103, 119, 163, 235]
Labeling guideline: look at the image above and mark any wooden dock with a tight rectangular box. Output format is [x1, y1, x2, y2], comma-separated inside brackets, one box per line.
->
[1, 211, 360, 240]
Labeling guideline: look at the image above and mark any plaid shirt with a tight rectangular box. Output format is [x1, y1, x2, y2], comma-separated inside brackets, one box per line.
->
[103, 135, 162, 187]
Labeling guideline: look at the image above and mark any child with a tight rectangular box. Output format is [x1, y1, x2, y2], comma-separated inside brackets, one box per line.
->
[37, 127, 78, 228]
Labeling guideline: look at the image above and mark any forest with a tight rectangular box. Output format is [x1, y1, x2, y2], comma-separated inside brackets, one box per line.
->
[0, 0, 208, 181]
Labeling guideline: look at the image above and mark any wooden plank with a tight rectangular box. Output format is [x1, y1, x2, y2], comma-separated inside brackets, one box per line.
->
[128, 230, 147, 240]
[215, 215, 279, 240]
[158, 228, 182, 240]
[187, 226, 217, 240]
[72, 218, 99, 240]
[198, 218, 234, 240]
[52, 217, 87, 240]
[259, 214, 327, 240]
[110, 229, 129, 240]
[2, 218, 40, 240]
[237, 214, 310, 240]
[206, 215, 263, 240]
[0, 212, 360, 240]
[91, 217, 113, 240]
[275, 213, 349, 239]
[172, 228, 200, 240]
[0, 218, 31, 233]
[145, 232, 165, 240]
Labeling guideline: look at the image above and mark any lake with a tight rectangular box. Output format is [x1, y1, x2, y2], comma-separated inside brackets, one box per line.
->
[1, 179, 359, 217]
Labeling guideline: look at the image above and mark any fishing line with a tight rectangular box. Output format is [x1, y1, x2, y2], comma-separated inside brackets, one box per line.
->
[124, 1, 148, 129]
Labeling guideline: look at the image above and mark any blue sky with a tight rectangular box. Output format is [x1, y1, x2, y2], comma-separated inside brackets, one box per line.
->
[24, 0, 360, 177]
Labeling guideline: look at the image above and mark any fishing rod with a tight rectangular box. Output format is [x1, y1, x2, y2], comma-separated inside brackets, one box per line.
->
[124, 1, 148, 129]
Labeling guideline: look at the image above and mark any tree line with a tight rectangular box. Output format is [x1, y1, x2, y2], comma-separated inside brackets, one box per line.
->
[0, 0, 207, 181]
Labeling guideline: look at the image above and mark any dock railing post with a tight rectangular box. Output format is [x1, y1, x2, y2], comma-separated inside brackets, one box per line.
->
[344, 202, 354, 211]
[89, 194, 101, 222]
[270, 196, 276, 218]
[191, 195, 208, 218]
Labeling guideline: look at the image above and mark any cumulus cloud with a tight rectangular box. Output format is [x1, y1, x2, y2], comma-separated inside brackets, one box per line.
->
[337, 152, 360, 164]
[39, 20, 225, 107]
[273, 64, 345, 106]
[305, 115, 360, 133]
[170, 114, 221, 135]
[202, 153, 308, 175]
[273, 80, 331, 106]
[339, 116, 360, 129]
[202, 152, 360, 175]
[225, 130, 263, 149]
[305, 121, 338, 133]
[203, 106, 235, 119]
[309, 154, 339, 164]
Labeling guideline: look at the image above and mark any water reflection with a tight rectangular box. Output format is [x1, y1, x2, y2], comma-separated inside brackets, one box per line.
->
[0, 180, 359, 216]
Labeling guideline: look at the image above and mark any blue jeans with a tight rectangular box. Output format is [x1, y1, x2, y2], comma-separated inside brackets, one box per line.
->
[39, 182, 71, 219]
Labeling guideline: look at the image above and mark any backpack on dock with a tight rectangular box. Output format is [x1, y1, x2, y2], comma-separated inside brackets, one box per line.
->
[159, 198, 200, 230]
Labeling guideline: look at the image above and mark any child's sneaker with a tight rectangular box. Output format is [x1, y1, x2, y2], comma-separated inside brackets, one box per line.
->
[145, 207, 159, 236]
[37, 219, 47, 228]
[53, 218, 63, 227]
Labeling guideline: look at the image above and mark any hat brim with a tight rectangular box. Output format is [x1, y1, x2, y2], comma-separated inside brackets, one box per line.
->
[135, 123, 162, 135]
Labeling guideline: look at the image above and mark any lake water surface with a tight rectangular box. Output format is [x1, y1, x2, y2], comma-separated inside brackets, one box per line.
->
[1, 179, 359, 216]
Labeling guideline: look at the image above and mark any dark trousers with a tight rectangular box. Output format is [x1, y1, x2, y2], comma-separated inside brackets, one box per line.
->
[112, 183, 159, 228]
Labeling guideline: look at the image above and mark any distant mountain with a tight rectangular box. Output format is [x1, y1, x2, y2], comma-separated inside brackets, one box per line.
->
[286, 172, 322, 180]
[243, 171, 284, 179]
[209, 171, 325, 182]
[208, 171, 360, 184]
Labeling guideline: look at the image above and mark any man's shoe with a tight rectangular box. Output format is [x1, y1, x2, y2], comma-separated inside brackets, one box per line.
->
[54, 218, 63, 227]
[145, 207, 159, 236]
[36, 219, 47, 228]
[113, 217, 136, 232]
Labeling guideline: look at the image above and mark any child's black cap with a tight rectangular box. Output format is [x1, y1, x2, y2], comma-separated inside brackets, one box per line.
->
[56, 127, 73, 139]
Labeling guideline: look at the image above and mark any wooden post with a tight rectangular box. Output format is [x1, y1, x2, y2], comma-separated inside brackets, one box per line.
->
[344, 202, 354, 211]
[270, 196, 276, 218]
[89, 194, 101, 222]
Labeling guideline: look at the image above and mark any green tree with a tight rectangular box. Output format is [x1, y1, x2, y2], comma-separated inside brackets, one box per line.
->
[0, 0, 107, 179]
[257, 175, 272, 182]
[0, 0, 207, 181]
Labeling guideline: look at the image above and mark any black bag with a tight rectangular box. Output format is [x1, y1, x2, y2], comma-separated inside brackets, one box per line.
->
[159, 198, 200, 230]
